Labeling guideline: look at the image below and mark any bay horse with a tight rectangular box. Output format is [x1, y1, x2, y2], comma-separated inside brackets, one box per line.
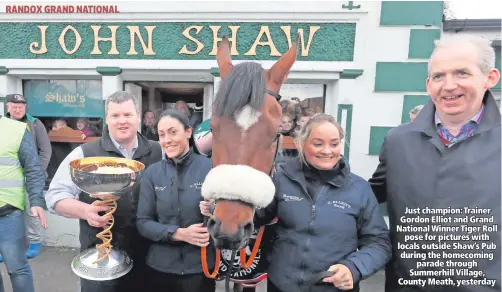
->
[201, 35, 298, 249]
[200, 35, 299, 290]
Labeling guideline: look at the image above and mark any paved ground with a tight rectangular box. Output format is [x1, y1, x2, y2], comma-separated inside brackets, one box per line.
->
[1, 247, 384, 292]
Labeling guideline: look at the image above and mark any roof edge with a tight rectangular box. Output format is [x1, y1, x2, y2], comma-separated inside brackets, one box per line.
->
[443, 19, 501, 31]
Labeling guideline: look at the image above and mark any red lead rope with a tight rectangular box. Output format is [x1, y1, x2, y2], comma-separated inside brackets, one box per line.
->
[201, 226, 266, 278]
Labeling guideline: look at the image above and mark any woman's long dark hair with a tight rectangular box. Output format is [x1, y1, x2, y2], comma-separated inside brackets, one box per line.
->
[157, 109, 196, 149]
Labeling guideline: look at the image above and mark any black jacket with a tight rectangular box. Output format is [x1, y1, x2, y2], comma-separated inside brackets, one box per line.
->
[142, 124, 159, 141]
[136, 150, 216, 274]
[79, 128, 162, 264]
[256, 158, 391, 292]
[369, 91, 501, 292]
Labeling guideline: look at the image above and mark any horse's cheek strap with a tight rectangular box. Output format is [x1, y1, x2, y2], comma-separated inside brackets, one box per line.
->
[201, 164, 275, 208]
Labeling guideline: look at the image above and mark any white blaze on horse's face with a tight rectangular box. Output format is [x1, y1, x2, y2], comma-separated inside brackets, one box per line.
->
[235, 105, 262, 131]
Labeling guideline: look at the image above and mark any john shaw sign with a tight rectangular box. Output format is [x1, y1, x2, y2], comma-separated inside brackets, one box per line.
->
[0, 22, 355, 61]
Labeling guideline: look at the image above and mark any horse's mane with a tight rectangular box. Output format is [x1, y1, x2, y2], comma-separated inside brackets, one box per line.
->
[212, 62, 266, 117]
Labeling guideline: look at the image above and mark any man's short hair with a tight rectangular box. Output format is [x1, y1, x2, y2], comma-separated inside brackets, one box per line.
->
[302, 108, 316, 117]
[429, 34, 496, 75]
[175, 100, 188, 107]
[143, 110, 155, 118]
[105, 91, 139, 113]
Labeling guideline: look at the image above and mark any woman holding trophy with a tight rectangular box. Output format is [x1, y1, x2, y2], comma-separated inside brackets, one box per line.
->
[136, 109, 216, 292]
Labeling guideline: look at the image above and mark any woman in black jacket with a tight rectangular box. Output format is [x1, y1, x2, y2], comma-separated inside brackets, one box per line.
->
[136, 109, 216, 292]
[256, 113, 391, 292]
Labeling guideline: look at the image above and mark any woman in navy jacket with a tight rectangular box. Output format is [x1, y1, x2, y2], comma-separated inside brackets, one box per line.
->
[256, 113, 391, 292]
[136, 109, 215, 292]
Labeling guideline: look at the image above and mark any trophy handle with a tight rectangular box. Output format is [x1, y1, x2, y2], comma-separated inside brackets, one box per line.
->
[91, 196, 118, 264]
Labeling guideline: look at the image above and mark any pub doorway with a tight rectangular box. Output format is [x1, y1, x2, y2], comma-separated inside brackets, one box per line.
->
[124, 81, 209, 138]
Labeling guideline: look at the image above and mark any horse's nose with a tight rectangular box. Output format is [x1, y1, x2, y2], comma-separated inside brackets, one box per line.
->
[207, 217, 254, 249]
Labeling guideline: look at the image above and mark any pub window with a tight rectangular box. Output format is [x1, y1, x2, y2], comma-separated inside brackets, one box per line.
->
[274, 83, 326, 167]
[22, 79, 104, 186]
[279, 83, 326, 132]
[0, 97, 5, 116]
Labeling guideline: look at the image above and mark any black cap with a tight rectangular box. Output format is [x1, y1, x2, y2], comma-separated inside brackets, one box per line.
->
[6, 94, 27, 104]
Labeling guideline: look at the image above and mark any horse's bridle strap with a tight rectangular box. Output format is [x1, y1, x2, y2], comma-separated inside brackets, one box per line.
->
[267, 88, 281, 101]
[201, 246, 220, 278]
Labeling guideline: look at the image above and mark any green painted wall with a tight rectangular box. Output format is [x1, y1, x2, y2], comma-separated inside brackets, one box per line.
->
[379, 203, 388, 217]
[0, 22, 356, 61]
[408, 29, 441, 59]
[375, 62, 428, 92]
[369, 126, 394, 155]
[380, 1, 444, 26]
[401, 95, 430, 124]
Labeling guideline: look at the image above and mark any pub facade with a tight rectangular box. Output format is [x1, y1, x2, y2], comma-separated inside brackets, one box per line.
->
[4, 0, 498, 247]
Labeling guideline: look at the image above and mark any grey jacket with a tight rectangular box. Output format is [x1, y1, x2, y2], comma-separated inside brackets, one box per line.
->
[369, 91, 501, 292]
[7, 113, 52, 172]
[18, 129, 47, 209]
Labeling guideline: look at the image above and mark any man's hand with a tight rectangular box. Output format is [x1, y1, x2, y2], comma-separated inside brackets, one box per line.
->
[173, 223, 210, 247]
[85, 202, 112, 228]
[30, 206, 48, 229]
[323, 264, 354, 290]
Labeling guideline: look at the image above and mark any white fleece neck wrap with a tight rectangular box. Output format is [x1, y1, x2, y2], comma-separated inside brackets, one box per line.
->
[201, 164, 275, 208]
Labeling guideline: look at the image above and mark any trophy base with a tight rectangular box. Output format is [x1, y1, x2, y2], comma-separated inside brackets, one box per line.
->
[71, 248, 133, 281]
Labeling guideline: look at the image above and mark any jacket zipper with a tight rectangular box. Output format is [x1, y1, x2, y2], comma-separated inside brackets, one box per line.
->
[179, 202, 184, 275]
[174, 173, 184, 275]
[298, 186, 326, 286]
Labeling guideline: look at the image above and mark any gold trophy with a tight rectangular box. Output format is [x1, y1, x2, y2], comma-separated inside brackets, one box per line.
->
[69, 157, 145, 281]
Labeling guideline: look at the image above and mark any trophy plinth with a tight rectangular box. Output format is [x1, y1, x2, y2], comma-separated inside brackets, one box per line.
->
[71, 248, 133, 281]
[69, 157, 145, 281]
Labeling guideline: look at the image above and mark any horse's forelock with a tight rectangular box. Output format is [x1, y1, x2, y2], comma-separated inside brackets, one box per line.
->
[212, 62, 266, 118]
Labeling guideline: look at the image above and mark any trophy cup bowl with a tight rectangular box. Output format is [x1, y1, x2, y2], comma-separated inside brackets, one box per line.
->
[69, 157, 145, 281]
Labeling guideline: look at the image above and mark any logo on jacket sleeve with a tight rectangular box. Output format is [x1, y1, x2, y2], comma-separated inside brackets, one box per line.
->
[154, 186, 166, 191]
[190, 181, 203, 189]
[282, 194, 303, 202]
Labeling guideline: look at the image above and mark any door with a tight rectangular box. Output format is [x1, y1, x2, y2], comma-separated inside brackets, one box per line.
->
[203, 83, 214, 120]
[124, 83, 143, 130]
[0, 97, 5, 116]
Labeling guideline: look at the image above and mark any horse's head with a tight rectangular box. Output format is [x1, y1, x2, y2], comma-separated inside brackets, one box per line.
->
[201, 36, 299, 250]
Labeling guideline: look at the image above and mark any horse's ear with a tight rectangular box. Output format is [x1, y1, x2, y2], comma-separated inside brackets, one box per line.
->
[269, 33, 299, 85]
[217, 36, 234, 80]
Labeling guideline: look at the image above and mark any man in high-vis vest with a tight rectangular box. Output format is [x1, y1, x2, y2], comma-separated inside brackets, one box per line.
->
[5, 93, 52, 260]
[0, 115, 48, 292]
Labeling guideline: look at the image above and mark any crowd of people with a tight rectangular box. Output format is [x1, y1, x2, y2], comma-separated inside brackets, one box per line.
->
[0, 34, 500, 292]
[49, 117, 99, 139]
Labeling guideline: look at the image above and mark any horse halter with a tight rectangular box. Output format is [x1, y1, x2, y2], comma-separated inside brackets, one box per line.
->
[201, 88, 284, 291]
[267, 88, 282, 101]
[266, 87, 282, 176]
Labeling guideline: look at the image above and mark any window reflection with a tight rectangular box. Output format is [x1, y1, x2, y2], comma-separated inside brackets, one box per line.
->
[279, 83, 326, 133]
[275, 83, 326, 168]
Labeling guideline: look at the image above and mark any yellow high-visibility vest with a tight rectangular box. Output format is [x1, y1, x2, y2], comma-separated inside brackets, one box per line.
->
[0, 117, 27, 210]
